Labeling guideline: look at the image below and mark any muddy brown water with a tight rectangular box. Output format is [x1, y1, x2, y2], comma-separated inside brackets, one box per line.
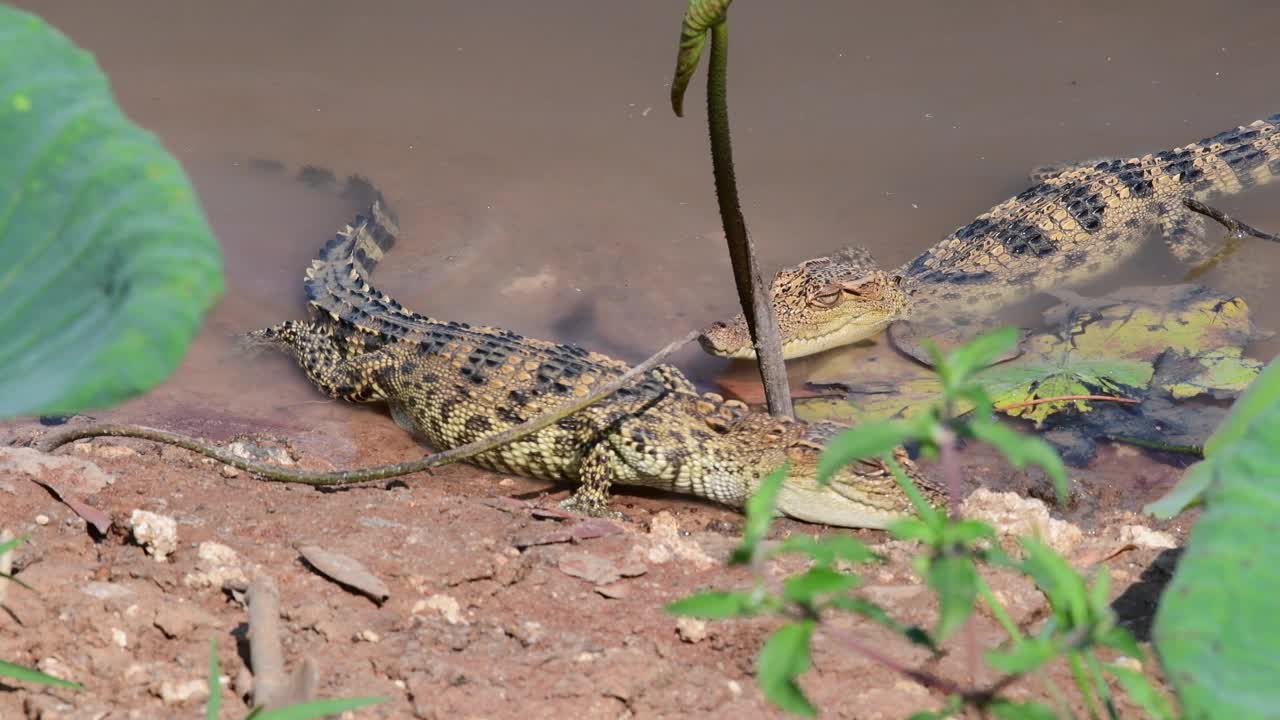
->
[13, 0, 1280, 461]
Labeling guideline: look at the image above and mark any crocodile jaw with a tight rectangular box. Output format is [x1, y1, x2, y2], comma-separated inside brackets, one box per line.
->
[773, 482, 910, 529]
[699, 315, 895, 360]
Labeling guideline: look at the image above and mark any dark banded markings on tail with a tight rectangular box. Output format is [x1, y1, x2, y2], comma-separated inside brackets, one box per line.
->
[1155, 149, 1206, 185]
[1114, 163, 1155, 198]
[1061, 184, 1108, 233]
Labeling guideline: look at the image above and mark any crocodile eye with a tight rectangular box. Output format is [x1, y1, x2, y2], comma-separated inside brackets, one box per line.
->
[812, 285, 843, 307]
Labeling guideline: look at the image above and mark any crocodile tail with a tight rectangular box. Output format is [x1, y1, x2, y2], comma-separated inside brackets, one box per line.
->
[1147, 112, 1280, 197]
[303, 181, 408, 329]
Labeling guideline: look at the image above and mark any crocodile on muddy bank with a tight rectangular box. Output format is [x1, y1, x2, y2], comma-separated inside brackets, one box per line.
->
[700, 112, 1280, 361]
[42, 188, 945, 530]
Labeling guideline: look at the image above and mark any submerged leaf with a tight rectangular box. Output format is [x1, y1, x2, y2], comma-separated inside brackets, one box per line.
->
[798, 284, 1262, 465]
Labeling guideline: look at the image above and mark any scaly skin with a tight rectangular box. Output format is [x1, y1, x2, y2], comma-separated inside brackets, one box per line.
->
[701, 113, 1280, 359]
[241, 199, 944, 528]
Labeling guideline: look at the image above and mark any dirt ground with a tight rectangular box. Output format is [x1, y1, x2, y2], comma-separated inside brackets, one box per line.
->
[2, 409, 1194, 719]
[5, 0, 1276, 716]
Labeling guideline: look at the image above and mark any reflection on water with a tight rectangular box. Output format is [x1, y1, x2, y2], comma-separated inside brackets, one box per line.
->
[12, 0, 1280, 431]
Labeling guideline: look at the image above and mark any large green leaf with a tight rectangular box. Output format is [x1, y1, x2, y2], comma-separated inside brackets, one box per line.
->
[0, 6, 223, 417]
[1152, 401, 1280, 718]
[1146, 355, 1280, 517]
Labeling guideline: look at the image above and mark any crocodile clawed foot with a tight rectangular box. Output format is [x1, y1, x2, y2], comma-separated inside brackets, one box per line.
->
[558, 494, 626, 521]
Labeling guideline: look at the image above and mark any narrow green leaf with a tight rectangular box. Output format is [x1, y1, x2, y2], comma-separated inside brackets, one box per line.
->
[968, 418, 1069, 505]
[666, 590, 760, 619]
[885, 451, 946, 524]
[206, 638, 221, 720]
[827, 595, 936, 650]
[731, 462, 787, 565]
[1087, 564, 1112, 616]
[927, 554, 978, 642]
[1018, 538, 1090, 629]
[0, 659, 81, 689]
[939, 327, 1020, 389]
[1144, 459, 1211, 518]
[249, 697, 388, 720]
[0, 534, 25, 556]
[1097, 626, 1142, 661]
[888, 517, 938, 544]
[940, 519, 997, 546]
[989, 700, 1059, 720]
[782, 567, 859, 604]
[1105, 663, 1175, 720]
[757, 621, 817, 717]
[669, 0, 732, 117]
[985, 637, 1057, 674]
[772, 535, 879, 566]
[816, 420, 914, 484]
[1202, 354, 1280, 457]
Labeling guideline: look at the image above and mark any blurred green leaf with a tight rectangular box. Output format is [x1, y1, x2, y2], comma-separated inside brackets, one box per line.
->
[938, 327, 1020, 390]
[816, 420, 914, 484]
[782, 567, 859, 604]
[0, 659, 81, 689]
[1105, 663, 1175, 720]
[206, 638, 220, 720]
[248, 697, 388, 720]
[1152, 401, 1280, 718]
[927, 554, 977, 642]
[772, 535, 879, 567]
[0, 6, 223, 418]
[967, 418, 1069, 504]
[985, 637, 1056, 675]
[732, 462, 787, 565]
[757, 621, 817, 716]
[667, 590, 763, 619]
[989, 700, 1059, 720]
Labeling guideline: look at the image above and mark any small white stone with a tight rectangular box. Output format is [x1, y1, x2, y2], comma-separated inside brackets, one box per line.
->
[34, 514, 50, 526]
[676, 617, 708, 643]
[158, 678, 208, 704]
[355, 629, 381, 643]
[1113, 656, 1143, 672]
[219, 465, 239, 478]
[129, 510, 178, 562]
[412, 594, 465, 625]
[727, 680, 742, 696]
[37, 657, 71, 683]
[1119, 525, 1178, 550]
[94, 445, 139, 460]
[111, 628, 128, 648]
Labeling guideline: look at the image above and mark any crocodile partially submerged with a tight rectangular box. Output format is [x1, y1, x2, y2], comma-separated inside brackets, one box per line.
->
[701, 113, 1280, 360]
[54, 191, 941, 528]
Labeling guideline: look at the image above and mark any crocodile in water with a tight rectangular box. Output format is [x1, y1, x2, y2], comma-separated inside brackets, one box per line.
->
[701, 113, 1280, 360]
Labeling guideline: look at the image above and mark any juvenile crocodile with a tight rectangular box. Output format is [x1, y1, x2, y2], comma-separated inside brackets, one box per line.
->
[701, 113, 1280, 360]
[222, 196, 945, 528]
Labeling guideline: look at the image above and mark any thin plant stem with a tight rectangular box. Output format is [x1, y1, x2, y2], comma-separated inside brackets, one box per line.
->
[704, 18, 793, 418]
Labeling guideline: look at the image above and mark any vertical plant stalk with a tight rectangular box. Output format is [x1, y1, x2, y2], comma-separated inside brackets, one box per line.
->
[705, 22, 794, 418]
[672, 1, 793, 418]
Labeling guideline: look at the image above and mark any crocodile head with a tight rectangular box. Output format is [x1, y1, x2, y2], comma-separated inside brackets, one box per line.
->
[731, 416, 945, 529]
[699, 247, 907, 360]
